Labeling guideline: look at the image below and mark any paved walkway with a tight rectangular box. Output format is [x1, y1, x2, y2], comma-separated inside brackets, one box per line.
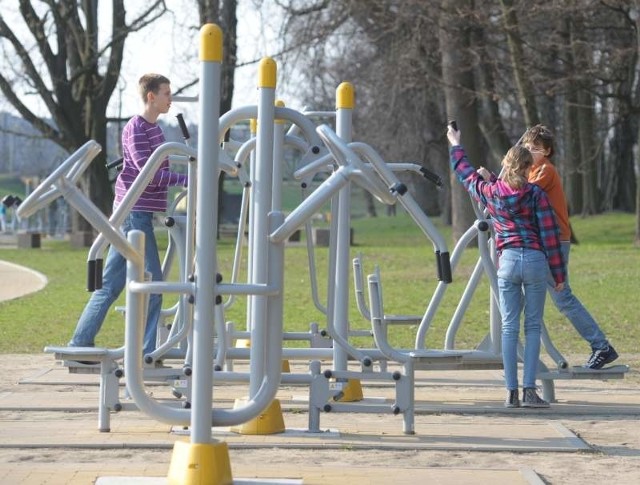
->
[0, 259, 47, 303]
[1, 353, 639, 484]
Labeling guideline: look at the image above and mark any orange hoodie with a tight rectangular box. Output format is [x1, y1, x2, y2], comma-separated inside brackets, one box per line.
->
[528, 157, 571, 241]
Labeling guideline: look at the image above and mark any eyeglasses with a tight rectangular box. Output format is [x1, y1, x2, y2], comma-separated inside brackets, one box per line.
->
[524, 146, 545, 154]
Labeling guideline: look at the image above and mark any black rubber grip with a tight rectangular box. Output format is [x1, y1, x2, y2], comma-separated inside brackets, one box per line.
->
[176, 113, 190, 140]
[95, 258, 103, 290]
[106, 157, 123, 170]
[439, 251, 452, 283]
[419, 167, 443, 187]
[449, 120, 458, 131]
[87, 260, 96, 292]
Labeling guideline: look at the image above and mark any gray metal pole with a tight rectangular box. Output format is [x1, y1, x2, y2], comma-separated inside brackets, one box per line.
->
[191, 24, 222, 445]
[333, 82, 354, 372]
[249, 57, 277, 396]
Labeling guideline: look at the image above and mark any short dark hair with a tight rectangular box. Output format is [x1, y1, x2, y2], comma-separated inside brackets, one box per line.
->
[521, 124, 555, 157]
[138, 73, 170, 103]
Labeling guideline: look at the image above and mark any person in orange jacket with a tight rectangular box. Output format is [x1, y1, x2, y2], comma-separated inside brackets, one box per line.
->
[520, 125, 618, 370]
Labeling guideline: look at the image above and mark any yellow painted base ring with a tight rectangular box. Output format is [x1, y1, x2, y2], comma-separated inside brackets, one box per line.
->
[230, 398, 285, 435]
[167, 440, 232, 485]
[335, 378, 363, 402]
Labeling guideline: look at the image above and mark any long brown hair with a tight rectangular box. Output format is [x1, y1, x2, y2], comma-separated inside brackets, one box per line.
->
[501, 145, 533, 189]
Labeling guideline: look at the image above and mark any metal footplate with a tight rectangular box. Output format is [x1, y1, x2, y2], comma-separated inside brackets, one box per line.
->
[44, 345, 116, 374]
[383, 314, 422, 326]
[537, 364, 630, 380]
[408, 349, 504, 371]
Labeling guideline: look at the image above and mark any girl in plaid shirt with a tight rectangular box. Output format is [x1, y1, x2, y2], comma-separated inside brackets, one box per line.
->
[447, 125, 566, 408]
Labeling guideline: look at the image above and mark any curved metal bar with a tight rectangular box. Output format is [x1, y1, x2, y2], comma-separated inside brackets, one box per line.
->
[87, 142, 196, 262]
[17, 140, 102, 219]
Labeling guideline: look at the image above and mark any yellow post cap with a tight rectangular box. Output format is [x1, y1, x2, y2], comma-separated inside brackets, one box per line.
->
[258, 57, 277, 88]
[275, 100, 285, 124]
[336, 82, 355, 109]
[200, 24, 223, 62]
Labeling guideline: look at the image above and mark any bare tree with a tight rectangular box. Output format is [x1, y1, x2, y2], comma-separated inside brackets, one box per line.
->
[196, 0, 238, 236]
[0, 1, 168, 230]
[439, 0, 481, 240]
[197, 0, 237, 115]
[225, 0, 640, 232]
[499, 0, 540, 128]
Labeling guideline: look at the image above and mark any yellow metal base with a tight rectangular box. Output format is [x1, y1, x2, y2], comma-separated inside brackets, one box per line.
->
[229, 398, 285, 435]
[334, 378, 363, 402]
[167, 440, 232, 485]
[234, 338, 251, 348]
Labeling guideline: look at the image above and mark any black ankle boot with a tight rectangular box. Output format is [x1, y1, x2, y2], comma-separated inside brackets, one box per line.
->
[522, 388, 550, 408]
[504, 389, 520, 408]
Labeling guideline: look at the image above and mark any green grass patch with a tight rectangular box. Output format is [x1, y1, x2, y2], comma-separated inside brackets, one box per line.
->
[0, 211, 638, 361]
[0, 174, 25, 201]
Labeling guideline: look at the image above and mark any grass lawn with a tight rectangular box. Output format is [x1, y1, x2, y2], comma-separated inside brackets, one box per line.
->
[0, 210, 638, 371]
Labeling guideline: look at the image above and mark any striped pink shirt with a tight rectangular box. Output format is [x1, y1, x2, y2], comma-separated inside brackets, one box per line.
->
[115, 115, 187, 212]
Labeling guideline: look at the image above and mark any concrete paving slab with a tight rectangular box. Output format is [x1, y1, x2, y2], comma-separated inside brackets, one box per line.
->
[9, 362, 640, 417]
[0, 463, 542, 485]
[94, 466, 541, 485]
[1, 354, 639, 484]
[1, 364, 591, 454]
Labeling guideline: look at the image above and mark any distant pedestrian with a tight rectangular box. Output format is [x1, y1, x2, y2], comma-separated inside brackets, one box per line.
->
[0, 202, 6, 232]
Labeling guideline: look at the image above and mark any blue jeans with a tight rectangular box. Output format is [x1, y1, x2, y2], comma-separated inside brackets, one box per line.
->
[546, 242, 608, 351]
[498, 248, 548, 390]
[69, 211, 162, 356]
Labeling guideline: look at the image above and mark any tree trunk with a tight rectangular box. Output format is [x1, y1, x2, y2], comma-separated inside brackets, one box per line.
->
[558, 16, 582, 214]
[563, 93, 582, 214]
[199, 0, 238, 235]
[570, 15, 598, 216]
[439, 0, 481, 242]
[635, 171, 640, 246]
[472, 26, 512, 167]
[577, 88, 598, 216]
[499, 0, 540, 127]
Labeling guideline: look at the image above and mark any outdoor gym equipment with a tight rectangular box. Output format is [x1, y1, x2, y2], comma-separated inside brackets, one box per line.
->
[19, 22, 630, 484]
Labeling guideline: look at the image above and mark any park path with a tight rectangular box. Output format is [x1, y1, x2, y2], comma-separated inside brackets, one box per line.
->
[0, 259, 47, 303]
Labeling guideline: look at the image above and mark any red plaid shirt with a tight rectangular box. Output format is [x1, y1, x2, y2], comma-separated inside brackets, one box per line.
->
[450, 146, 566, 284]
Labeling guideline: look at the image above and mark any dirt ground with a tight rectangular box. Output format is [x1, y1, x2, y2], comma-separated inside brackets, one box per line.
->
[0, 353, 639, 484]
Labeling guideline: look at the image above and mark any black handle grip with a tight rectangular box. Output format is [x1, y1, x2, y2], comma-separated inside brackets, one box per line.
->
[419, 167, 443, 188]
[176, 113, 190, 140]
[106, 157, 123, 170]
[439, 251, 452, 283]
[448, 120, 458, 131]
[95, 258, 103, 290]
[87, 260, 96, 292]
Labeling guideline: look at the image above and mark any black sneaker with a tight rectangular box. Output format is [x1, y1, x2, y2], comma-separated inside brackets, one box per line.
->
[504, 389, 520, 408]
[586, 345, 619, 370]
[521, 388, 550, 408]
